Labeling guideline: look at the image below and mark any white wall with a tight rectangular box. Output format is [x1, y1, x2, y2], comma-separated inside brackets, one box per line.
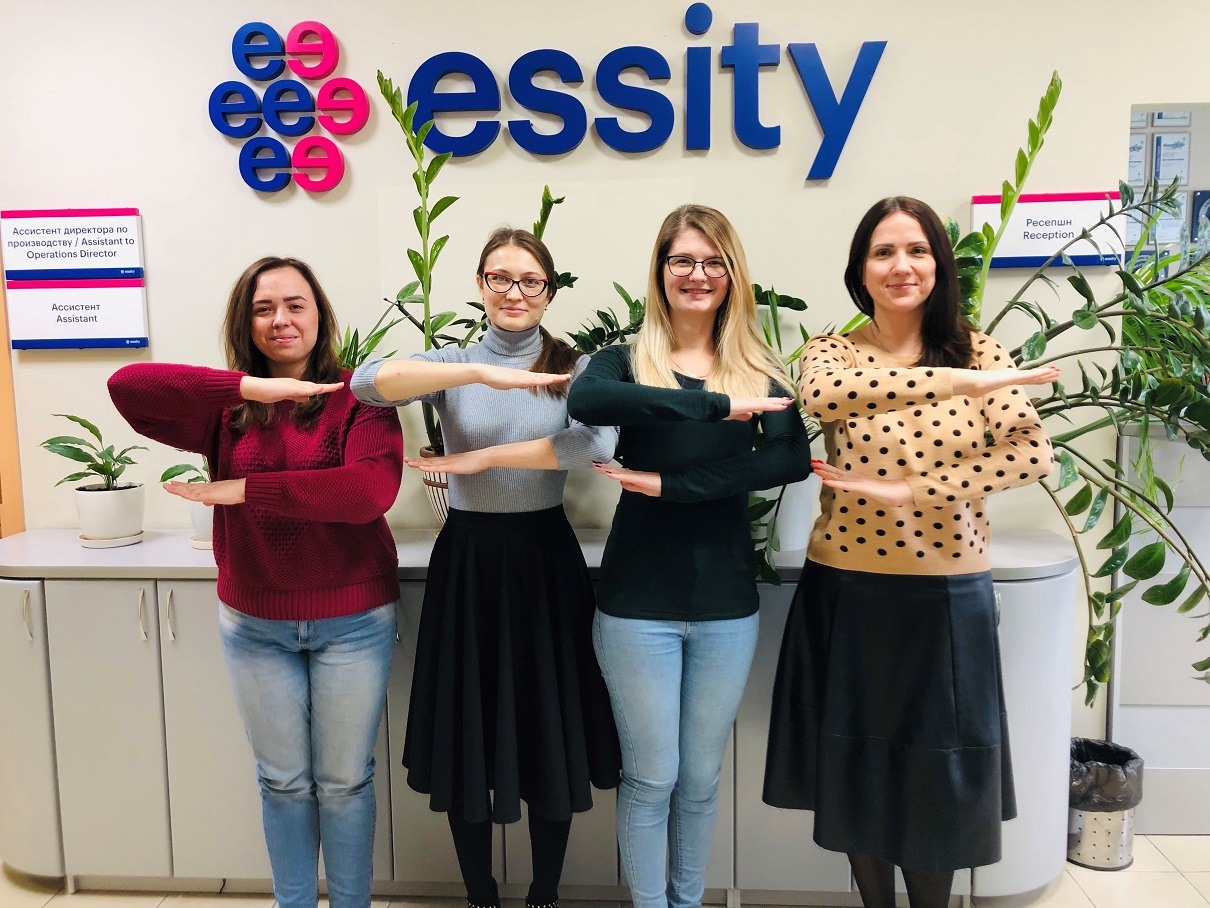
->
[5, 0, 1210, 735]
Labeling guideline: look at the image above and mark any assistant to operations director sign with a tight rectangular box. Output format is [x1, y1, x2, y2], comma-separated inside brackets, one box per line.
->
[1, 208, 148, 350]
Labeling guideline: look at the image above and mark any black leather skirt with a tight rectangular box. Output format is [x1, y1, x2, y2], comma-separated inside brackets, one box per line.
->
[762, 559, 1016, 871]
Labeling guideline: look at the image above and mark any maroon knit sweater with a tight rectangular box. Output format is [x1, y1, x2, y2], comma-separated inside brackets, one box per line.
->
[108, 363, 403, 620]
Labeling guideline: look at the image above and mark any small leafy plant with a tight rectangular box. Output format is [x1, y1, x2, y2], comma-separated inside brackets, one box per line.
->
[41, 414, 147, 491]
[159, 459, 209, 484]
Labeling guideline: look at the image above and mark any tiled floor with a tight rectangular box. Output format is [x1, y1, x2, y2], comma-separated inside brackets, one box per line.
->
[3, 837, 1209, 908]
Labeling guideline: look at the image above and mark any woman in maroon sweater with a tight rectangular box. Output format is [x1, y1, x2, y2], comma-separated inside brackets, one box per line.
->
[109, 257, 403, 908]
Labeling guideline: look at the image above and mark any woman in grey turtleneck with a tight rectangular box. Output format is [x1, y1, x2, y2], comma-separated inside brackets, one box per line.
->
[351, 227, 620, 908]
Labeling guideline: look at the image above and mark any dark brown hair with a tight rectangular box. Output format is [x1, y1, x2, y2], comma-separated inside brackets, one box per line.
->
[843, 196, 973, 369]
[221, 256, 342, 432]
[477, 227, 580, 398]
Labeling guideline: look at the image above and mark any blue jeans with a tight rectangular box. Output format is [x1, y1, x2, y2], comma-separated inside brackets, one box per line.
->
[593, 611, 759, 908]
[219, 602, 396, 908]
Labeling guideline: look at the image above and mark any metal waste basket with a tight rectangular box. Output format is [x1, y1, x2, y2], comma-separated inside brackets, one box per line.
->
[1067, 738, 1144, 870]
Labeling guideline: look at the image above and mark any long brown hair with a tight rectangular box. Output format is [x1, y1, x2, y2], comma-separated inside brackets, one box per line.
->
[477, 227, 580, 398]
[221, 256, 342, 432]
[633, 204, 790, 397]
[843, 196, 973, 368]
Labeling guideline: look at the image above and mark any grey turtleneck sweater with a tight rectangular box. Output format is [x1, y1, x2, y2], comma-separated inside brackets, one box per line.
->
[350, 324, 618, 513]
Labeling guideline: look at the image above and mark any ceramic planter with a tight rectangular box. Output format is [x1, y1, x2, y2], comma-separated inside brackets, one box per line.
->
[418, 446, 449, 527]
[74, 482, 144, 543]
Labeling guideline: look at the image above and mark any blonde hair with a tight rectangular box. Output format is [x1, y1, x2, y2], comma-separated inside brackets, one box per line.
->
[631, 204, 790, 398]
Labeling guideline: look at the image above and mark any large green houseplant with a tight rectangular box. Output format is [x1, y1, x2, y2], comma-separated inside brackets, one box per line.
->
[946, 73, 1210, 703]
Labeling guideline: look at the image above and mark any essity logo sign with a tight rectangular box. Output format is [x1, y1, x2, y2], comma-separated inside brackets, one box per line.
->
[208, 21, 369, 193]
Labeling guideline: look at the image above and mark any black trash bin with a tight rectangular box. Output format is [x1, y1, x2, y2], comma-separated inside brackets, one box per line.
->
[1067, 738, 1145, 870]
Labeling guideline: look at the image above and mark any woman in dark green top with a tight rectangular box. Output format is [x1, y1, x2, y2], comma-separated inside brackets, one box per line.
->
[567, 204, 810, 908]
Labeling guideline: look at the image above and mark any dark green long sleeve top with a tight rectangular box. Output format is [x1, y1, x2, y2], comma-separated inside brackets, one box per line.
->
[567, 344, 812, 621]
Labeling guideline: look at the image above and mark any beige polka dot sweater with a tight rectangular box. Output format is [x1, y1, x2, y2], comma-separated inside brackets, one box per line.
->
[801, 330, 1054, 575]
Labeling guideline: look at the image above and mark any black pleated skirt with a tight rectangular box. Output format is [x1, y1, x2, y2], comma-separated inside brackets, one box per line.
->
[402, 506, 621, 824]
[762, 559, 1016, 871]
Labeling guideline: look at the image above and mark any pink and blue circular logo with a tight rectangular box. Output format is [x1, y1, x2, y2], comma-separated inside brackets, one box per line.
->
[208, 21, 369, 193]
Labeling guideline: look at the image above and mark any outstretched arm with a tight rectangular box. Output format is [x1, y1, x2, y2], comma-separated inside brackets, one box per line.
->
[352, 356, 568, 407]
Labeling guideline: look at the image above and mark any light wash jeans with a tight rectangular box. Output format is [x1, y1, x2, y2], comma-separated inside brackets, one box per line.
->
[219, 602, 396, 908]
[593, 610, 759, 908]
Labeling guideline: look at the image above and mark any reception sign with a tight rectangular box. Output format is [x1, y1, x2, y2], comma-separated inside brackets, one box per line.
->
[970, 192, 1124, 269]
[0, 208, 148, 349]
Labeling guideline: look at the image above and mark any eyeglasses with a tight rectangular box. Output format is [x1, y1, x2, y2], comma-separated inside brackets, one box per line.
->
[482, 271, 549, 297]
[664, 255, 728, 279]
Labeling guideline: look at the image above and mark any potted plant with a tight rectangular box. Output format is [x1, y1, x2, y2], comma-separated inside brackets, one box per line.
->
[160, 459, 212, 547]
[41, 413, 148, 546]
[942, 73, 1210, 703]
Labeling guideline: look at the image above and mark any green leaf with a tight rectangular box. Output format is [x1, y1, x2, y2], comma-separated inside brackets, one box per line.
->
[430, 234, 449, 270]
[1122, 541, 1166, 580]
[41, 444, 98, 464]
[430, 195, 458, 222]
[1014, 147, 1028, 187]
[1073, 308, 1099, 330]
[1092, 545, 1129, 578]
[1020, 331, 1048, 362]
[1097, 512, 1133, 550]
[1081, 488, 1110, 533]
[415, 118, 435, 148]
[53, 413, 103, 445]
[1177, 585, 1207, 615]
[395, 281, 421, 301]
[1064, 483, 1093, 516]
[1154, 476, 1175, 512]
[999, 181, 1014, 220]
[748, 497, 777, 520]
[1105, 579, 1139, 603]
[1056, 450, 1078, 489]
[412, 206, 424, 236]
[407, 248, 426, 282]
[54, 470, 94, 487]
[159, 464, 202, 482]
[1141, 565, 1191, 605]
[425, 151, 452, 185]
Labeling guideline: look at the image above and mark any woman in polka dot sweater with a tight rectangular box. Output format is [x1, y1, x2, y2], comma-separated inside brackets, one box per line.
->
[762, 196, 1059, 908]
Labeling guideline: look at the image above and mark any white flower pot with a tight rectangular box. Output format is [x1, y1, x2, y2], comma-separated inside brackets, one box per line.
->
[189, 499, 213, 542]
[74, 483, 145, 542]
[775, 474, 819, 552]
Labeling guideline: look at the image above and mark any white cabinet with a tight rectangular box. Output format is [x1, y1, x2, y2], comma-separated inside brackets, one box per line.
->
[734, 583, 851, 896]
[389, 582, 466, 884]
[0, 578, 63, 877]
[45, 579, 172, 877]
[157, 580, 393, 882]
[157, 580, 269, 879]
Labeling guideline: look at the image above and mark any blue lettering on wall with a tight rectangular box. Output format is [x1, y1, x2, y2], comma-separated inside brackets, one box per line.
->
[507, 50, 587, 156]
[402, 4, 885, 180]
[408, 51, 502, 156]
[593, 46, 674, 153]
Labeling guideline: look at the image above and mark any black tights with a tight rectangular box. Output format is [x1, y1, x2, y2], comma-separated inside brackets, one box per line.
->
[447, 809, 572, 906]
[848, 853, 954, 908]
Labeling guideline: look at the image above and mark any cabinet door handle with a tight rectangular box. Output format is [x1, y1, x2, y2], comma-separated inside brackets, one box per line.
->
[994, 590, 1002, 627]
[166, 588, 176, 642]
[22, 589, 33, 641]
[138, 587, 148, 641]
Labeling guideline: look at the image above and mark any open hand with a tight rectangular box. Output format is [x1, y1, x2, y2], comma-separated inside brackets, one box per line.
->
[1015, 364, 1062, 386]
[725, 396, 795, 421]
[240, 376, 344, 403]
[811, 459, 912, 507]
[405, 450, 492, 475]
[163, 479, 246, 506]
[592, 462, 662, 497]
[478, 365, 571, 391]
